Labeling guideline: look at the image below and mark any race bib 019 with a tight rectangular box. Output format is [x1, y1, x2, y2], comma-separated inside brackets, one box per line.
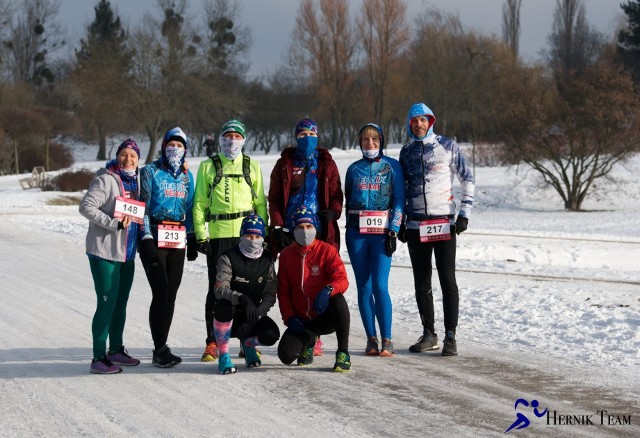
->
[359, 211, 389, 234]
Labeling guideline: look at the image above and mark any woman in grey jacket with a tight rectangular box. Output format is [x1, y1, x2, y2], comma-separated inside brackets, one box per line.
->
[79, 139, 143, 374]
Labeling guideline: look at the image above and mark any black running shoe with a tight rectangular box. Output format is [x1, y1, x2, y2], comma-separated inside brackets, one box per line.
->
[153, 345, 180, 368]
[409, 331, 439, 352]
[441, 331, 458, 356]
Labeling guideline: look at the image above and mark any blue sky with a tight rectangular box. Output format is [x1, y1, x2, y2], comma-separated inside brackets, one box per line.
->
[58, 0, 623, 78]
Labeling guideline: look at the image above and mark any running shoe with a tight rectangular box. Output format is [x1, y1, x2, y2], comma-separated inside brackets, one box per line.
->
[90, 356, 122, 374]
[218, 353, 237, 375]
[441, 331, 458, 356]
[408, 331, 439, 352]
[365, 337, 380, 356]
[313, 337, 324, 356]
[153, 345, 181, 368]
[333, 351, 351, 372]
[201, 341, 219, 362]
[242, 344, 262, 368]
[380, 339, 395, 357]
[106, 346, 140, 366]
[297, 345, 314, 366]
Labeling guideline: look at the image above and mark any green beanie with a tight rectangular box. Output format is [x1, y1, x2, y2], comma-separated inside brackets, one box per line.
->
[221, 119, 246, 138]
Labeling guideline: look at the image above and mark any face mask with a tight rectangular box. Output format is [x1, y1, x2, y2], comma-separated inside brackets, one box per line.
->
[220, 137, 244, 160]
[295, 135, 318, 158]
[362, 149, 379, 160]
[294, 227, 316, 246]
[121, 168, 137, 178]
[239, 236, 264, 258]
[165, 145, 185, 171]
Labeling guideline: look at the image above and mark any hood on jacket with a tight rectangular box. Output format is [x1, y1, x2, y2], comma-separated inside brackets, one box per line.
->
[358, 123, 385, 160]
[161, 126, 188, 170]
[406, 103, 436, 142]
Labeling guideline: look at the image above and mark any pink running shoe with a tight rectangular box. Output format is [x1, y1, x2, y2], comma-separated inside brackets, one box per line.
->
[313, 337, 323, 356]
[90, 357, 122, 374]
[106, 346, 140, 366]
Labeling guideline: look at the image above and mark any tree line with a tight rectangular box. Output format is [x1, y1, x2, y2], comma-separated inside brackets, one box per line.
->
[1, 0, 640, 211]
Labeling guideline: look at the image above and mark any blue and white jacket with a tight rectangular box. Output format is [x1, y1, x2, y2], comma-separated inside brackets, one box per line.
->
[345, 155, 404, 233]
[399, 103, 475, 227]
[140, 159, 195, 240]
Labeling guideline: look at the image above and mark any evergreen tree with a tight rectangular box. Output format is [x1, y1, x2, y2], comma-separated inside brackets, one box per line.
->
[618, 0, 640, 82]
[74, 0, 132, 160]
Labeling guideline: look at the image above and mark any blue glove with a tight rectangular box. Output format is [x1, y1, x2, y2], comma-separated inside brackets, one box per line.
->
[286, 316, 305, 333]
[313, 287, 332, 314]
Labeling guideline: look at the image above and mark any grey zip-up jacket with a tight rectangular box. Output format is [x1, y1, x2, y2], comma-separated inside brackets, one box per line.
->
[79, 168, 140, 262]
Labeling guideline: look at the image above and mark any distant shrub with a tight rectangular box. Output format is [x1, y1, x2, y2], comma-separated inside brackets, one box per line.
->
[20, 141, 74, 172]
[472, 143, 514, 167]
[43, 168, 94, 192]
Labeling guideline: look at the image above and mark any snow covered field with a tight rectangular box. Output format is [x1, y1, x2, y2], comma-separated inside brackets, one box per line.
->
[0, 142, 638, 437]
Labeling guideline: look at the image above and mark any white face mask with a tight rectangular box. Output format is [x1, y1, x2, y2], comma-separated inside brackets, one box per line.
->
[220, 137, 245, 160]
[293, 227, 316, 246]
[165, 145, 185, 170]
[239, 236, 264, 258]
[362, 149, 379, 159]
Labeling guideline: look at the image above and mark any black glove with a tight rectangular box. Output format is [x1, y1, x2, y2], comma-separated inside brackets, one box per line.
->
[238, 294, 259, 324]
[235, 321, 254, 340]
[455, 216, 468, 235]
[197, 239, 211, 256]
[186, 234, 198, 261]
[138, 238, 157, 262]
[385, 231, 397, 256]
[286, 316, 305, 333]
[397, 224, 407, 243]
[318, 209, 336, 222]
[272, 227, 292, 249]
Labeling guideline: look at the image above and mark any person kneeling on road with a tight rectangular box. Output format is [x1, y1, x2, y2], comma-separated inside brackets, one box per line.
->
[276, 207, 351, 372]
[212, 214, 280, 374]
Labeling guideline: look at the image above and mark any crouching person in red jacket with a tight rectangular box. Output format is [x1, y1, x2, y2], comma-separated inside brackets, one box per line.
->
[277, 206, 351, 372]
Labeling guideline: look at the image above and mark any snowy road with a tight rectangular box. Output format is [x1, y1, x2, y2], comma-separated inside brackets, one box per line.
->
[1, 149, 639, 437]
[1, 224, 638, 437]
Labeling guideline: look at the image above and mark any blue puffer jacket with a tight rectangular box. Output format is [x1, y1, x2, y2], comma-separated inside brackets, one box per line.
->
[399, 103, 475, 224]
[345, 124, 404, 233]
[140, 159, 195, 240]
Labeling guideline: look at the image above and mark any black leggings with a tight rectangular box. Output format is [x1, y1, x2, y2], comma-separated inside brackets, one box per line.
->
[142, 247, 185, 349]
[406, 228, 459, 335]
[214, 299, 280, 346]
[278, 294, 350, 364]
[204, 237, 240, 344]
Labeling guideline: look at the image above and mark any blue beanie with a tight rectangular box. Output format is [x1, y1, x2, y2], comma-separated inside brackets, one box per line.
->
[240, 214, 266, 238]
[295, 118, 318, 137]
[290, 205, 319, 229]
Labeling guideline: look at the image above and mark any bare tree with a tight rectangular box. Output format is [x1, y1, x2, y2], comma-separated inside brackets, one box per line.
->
[357, 0, 408, 127]
[494, 62, 640, 211]
[290, 0, 358, 148]
[502, 0, 522, 59]
[3, 0, 65, 86]
[129, 0, 201, 163]
[547, 0, 603, 75]
[201, 0, 252, 76]
[408, 7, 467, 136]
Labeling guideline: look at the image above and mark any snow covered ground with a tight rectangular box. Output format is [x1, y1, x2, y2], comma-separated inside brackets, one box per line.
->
[0, 142, 638, 437]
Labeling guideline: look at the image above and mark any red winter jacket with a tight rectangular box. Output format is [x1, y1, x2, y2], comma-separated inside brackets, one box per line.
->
[277, 239, 349, 323]
[268, 147, 343, 255]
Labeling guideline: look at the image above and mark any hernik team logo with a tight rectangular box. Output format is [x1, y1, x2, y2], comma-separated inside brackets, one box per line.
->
[505, 399, 547, 433]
